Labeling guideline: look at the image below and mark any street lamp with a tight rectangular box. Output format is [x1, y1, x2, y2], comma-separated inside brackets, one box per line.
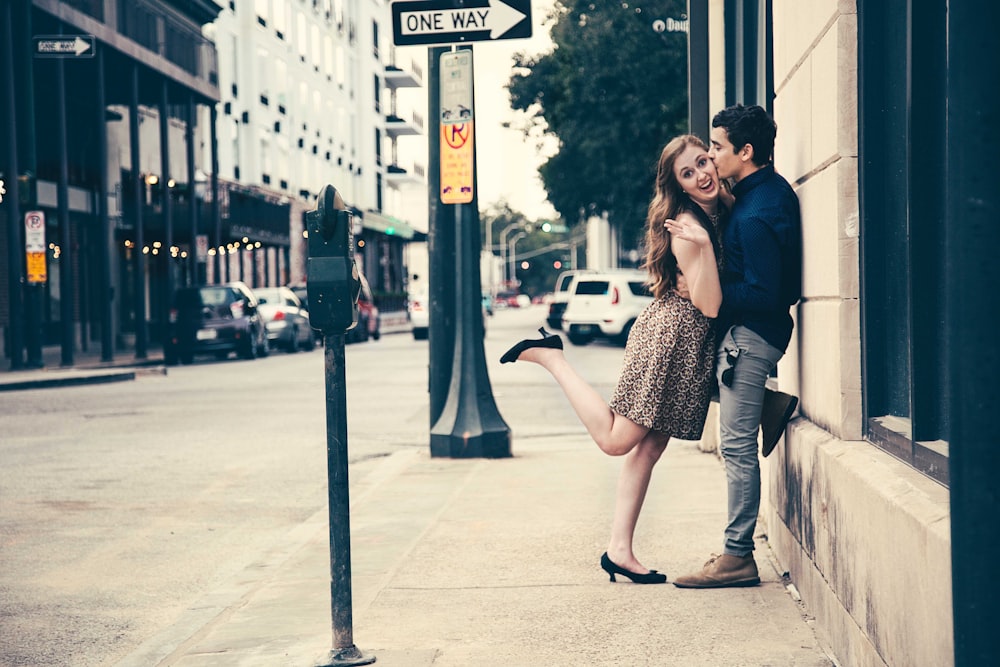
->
[508, 231, 527, 287]
[499, 222, 529, 285]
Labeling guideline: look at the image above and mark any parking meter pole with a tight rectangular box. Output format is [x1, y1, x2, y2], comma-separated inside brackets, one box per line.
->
[307, 185, 374, 667]
[318, 331, 374, 667]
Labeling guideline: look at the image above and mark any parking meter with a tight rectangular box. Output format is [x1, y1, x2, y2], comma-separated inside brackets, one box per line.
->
[307, 185, 361, 334]
[308, 184, 376, 666]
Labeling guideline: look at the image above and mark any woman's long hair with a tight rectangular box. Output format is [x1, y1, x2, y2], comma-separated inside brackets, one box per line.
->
[641, 134, 720, 299]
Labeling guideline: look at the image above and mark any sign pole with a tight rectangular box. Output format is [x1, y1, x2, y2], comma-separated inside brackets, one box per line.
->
[2, 1, 26, 369]
[429, 46, 511, 459]
[426, 45, 453, 428]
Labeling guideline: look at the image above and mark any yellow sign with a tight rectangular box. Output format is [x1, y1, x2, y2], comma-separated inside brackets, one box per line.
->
[441, 121, 474, 204]
[27, 251, 47, 283]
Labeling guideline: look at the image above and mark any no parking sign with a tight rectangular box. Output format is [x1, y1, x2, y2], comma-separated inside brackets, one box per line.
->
[24, 210, 47, 284]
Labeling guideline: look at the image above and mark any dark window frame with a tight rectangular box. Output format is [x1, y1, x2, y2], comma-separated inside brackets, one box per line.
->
[858, 0, 949, 486]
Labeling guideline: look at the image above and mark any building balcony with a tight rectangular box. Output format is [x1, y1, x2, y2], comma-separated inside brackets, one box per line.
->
[384, 58, 423, 89]
[385, 112, 423, 138]
[385, 162, 426, 189]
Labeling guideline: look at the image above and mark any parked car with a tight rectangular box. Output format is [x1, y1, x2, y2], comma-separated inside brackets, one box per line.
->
[546, 269, 596, 330]
[288, 272, 380, 345]
[561, 270, 653, 346]
[286, 282, 323, 346]
[347, 273, 381, 344]
[164, 281, 269, 364]
[408, 288, 429, 340]
[253, 286, 316, 353]
[493, 290, 521, 309]
[407, 287, 487, 340]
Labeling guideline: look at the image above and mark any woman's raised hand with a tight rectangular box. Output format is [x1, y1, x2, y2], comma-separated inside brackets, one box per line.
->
[664, 216, 711, 247]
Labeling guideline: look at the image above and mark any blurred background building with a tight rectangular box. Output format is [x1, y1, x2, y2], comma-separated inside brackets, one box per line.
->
[1, 0, 426, 365]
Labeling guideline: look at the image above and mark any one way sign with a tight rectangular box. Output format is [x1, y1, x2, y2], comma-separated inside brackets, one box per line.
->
[391, 0, 531, 46]
[34, 35, 96, 58]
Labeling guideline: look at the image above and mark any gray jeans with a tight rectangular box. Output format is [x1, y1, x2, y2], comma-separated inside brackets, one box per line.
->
[716, 325, 783, 557]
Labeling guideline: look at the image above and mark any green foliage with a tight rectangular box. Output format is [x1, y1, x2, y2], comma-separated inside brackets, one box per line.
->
[481, 199, 574, 298]
[508, 0, 689, 248]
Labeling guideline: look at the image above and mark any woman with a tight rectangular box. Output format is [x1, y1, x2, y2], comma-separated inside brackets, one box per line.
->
[500, 135, 728, 583]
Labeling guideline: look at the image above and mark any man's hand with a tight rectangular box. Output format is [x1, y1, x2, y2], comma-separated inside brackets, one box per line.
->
[674, 273, 691, 299]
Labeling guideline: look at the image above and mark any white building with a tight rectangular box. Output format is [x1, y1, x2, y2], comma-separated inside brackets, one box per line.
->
[206, 0, 426, 305]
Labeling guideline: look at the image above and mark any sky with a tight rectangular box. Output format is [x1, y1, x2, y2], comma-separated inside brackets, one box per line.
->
[468, 0, 558, 221]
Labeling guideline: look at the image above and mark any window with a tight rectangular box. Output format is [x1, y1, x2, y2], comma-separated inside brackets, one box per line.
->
[275, 61, 287, 109]
[297, 12, 307, 59]
[257, 47, 269, 101]
[324, 36, 334, 77]
[575, 281, 609, 296]
[336, 46, 346, 88]
[260, 131, 272, 183]
[373, 74, 381, 113]
[372, 19, 380, 59]
[859, 0, 948, 485]
[273, 1, 287, 37]
[311, 25, 321, 67]
[723, 0, 774, 111]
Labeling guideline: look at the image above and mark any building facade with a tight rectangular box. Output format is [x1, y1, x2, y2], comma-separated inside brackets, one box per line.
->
[700, 1, 998, 665]
[1, 0, 426, 367]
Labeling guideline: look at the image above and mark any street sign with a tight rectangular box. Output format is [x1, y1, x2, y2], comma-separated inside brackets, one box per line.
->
[440, 51, 475, 204]
[391, 0, 531, 47]
[24, 211, 47, 284]
[33, 35, 96, 58]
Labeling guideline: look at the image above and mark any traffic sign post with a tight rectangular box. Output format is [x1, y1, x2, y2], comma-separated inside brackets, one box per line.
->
[391, 0, 531, 46]
[439, 50, 474, 205]
[33, 34, 95, 58]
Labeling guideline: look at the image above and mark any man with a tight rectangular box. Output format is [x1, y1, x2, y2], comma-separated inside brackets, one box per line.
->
[673, 104, 802, 589]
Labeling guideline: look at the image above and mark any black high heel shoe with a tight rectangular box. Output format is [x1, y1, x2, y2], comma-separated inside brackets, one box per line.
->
[499, 327, 563, 364]
[600, 552, 667, 584]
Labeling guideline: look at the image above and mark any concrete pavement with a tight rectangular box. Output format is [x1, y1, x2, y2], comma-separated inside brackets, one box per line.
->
[1, 329, 837, 667]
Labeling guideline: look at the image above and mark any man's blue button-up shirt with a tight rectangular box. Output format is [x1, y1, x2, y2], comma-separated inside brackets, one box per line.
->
[718, 164, 802, 352]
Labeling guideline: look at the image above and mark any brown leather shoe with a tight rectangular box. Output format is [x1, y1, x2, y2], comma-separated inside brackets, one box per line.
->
[760, 389, 798, 457]
[672, 554, 760, 588]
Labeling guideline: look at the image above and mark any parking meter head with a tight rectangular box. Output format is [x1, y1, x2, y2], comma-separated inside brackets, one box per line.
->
[306, 185, 362, 334]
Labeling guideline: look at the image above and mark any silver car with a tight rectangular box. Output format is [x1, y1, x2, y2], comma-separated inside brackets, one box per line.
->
[253, 286, 316, 353]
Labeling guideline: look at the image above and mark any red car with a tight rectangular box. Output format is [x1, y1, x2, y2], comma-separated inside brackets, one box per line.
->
[348, 273, 381, 344]
[286, 272, 380, 344]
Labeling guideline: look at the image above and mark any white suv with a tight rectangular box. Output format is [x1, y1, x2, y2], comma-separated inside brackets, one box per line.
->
[561, 270, 652, 345]
[546, 269, 596, 330]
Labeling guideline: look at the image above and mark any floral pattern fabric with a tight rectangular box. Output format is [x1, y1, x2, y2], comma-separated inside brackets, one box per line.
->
[609, 292, 716, 440]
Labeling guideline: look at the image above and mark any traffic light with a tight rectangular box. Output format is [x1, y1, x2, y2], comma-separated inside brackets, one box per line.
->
[553, 260, 562, 269]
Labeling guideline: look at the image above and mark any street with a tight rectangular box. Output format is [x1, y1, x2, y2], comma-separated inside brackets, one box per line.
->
[0, 306, 627, 667]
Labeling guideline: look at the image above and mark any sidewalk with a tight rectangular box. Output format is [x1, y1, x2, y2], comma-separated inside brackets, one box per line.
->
[108, 440, 834, 667]
[2, 335, 836, 667]
[0, 310, 412, 392]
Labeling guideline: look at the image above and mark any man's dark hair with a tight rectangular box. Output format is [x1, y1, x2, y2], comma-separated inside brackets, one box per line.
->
[712, 104, 776, 167]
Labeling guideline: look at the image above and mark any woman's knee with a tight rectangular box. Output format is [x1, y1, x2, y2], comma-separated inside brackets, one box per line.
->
[634, 434, 668, 462]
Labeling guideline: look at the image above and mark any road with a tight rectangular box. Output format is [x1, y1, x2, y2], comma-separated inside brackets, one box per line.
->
[0, 305, 627, 666]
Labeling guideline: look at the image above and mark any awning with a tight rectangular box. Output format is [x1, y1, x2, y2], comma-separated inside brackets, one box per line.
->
[360, 209, 416, 240]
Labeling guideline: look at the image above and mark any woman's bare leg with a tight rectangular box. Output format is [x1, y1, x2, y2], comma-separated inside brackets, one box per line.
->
[606, 431, 670, 573]
[518, 346, 649, 455]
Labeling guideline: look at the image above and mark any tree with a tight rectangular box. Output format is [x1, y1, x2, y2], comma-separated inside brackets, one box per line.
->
[508, 1, 689, 249]
[480, 199, 573, 298]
